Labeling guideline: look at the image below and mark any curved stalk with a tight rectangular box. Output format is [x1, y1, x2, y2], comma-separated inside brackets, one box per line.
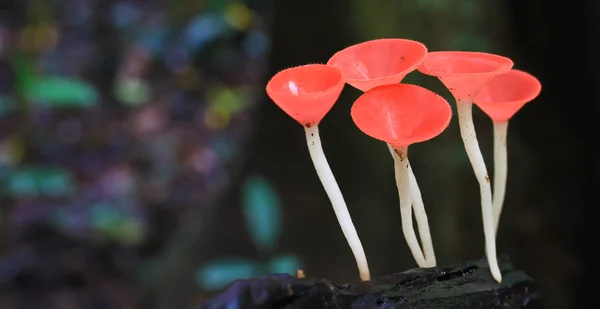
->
[456, 99, 502, 283]
[493, 121, 509, 234]
[409, 170, 436, 267]
[390, 145, 428, 267]
[388, 144, 436, 267]
[304, 125, 371, 281]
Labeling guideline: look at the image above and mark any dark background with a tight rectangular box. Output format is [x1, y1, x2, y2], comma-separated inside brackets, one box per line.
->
[0, 0, 597, 308]
[246, 1, 597, 309]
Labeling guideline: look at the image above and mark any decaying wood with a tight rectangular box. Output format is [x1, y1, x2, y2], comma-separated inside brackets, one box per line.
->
[198, 256, 541, 309]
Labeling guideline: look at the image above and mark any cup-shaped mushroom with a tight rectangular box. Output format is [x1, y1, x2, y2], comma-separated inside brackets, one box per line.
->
[350, 84, 452, 149]
[474, 69, 542, 122]
[418, 51, 514, 283]
[329, 39, 434, 266]
[266, 64, 371, 281]
[266, 64, 345, 127]
[474, 69, 542, 234]
[418, 51, 513, 100]
[328, 39, 428, 92]
[351, 84, 451, 267]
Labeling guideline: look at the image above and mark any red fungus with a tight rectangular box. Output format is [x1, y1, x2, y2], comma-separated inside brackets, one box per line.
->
[474, 69, 541, 122]
[266, 64, 345, 127]
[418, 51, 513, 99]
[418, 51, 514, 283]
[474, 69, 542, 233]
[327, 38, 428, 92]
[330, 38, 437, 267]
[266, 64, 371, 281]
[351, 84, 452, 268]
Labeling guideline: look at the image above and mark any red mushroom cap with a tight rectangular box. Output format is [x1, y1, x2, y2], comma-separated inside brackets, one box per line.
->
[474, 69, 541, 122]
[418, 51, 513, 100]
[351, 84, 452, 149]
[328, 38, 427, 92]
[266, 64, 345, 127]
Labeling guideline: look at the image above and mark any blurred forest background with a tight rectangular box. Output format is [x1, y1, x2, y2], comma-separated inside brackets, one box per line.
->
[0, 0, 598, 309]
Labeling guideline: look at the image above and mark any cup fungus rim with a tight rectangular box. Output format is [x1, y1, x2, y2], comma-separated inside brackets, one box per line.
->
[266, 63, 345, 98]
[327, 38, 428, 85]
[351, 83, 452, 148]
[474, 69, 542, 106]
[418, 51, 514, 78]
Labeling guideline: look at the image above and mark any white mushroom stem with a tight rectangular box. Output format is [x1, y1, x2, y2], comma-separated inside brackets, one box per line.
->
[493, 120, 509, 234]
[456, 99, 502, 283]
[408, 167, 437, 267]
[388, 144, 436, 267]
[304, 125, 371, 281]
[390, 145, 428, 267]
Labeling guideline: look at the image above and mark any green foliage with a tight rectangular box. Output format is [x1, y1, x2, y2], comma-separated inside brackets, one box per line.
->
[196, 258, 258, 290]
[266, 254, 301, 274]
[11, 54, 98, 109]
[242, 174, 281, 252]
[114, 77, 152, 107]
[4, 166, 75, 197]
[25, 76, 99, 108]
[196, 174, 301, 291]
[90, 203, 123, 231]
[208, 87, 251, 116]
[11, 54, 37, 95]
[206, 0, 236, 13]
[196, 254, 302, 291]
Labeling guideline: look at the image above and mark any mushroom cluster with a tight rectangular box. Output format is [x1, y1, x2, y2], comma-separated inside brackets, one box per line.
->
[265, 38, 541, 283]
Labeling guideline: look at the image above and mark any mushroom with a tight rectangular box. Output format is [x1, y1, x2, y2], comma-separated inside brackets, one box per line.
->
[418, 51, 513, 283]
[473, 69, 541, 233]
[328, 38, 436, 267]
[350, 84, 452, 268]
[266, 64, 371, 281]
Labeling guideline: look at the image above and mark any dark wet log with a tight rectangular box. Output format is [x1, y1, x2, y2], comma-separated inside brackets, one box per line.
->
[198, 256, 541, 309]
